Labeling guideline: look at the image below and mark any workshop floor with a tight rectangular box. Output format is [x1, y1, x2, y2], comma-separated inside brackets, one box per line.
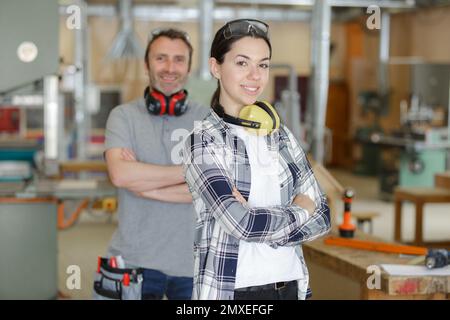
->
[57, 169, 450, 299]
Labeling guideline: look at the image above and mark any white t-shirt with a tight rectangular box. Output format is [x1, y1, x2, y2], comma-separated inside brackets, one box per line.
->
[230, 124, 303, 289]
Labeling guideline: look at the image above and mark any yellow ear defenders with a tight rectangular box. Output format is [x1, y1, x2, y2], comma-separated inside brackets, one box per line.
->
[222, 101, 280, 136]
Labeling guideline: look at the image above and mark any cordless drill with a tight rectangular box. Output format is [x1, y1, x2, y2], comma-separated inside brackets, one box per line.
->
[425, 249, 450, 269]
[339, 189, 356, 238]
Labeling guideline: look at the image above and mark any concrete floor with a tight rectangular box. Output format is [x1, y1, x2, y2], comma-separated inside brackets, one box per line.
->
[58, 212, 117, 299]
[57, 169, 450, 299]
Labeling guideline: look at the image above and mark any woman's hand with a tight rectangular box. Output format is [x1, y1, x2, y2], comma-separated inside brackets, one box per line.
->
[293, 194, 316, 216]
[232, 187, 247, 205]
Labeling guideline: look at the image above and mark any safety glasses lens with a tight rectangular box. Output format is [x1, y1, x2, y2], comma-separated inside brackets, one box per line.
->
[223, 19, 269, 39]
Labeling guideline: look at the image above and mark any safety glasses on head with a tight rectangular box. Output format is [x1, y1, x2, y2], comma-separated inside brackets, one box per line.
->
[223, 19, 269, 40]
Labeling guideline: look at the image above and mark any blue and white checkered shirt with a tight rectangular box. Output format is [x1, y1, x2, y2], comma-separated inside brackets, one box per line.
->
[182, 111, 331, 300]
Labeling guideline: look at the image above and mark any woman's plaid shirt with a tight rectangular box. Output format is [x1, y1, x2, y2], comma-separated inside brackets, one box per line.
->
[182, 111, 331, 300]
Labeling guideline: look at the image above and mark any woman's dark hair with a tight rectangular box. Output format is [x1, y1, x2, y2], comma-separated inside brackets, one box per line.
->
[210, 19, 272, 116]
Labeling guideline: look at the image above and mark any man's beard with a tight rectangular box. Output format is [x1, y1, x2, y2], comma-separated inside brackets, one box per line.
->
[150, 72, 187, 96]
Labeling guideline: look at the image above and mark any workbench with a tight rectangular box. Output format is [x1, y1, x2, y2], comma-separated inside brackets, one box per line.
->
[303, 230, 450, 300]
[0, 178, 116, 299]
[394, 187, 450, 246]
[393, 172, 450, 246]
[435, 171, 450, 189]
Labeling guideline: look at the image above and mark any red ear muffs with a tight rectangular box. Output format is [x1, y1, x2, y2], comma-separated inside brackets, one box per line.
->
[168, 90, 187, 116]
[144, 87, 188, 116]
[150, 90, 166, 115]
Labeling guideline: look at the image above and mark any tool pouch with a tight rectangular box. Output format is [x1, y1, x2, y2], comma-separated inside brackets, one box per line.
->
[93, 257, 143, 300]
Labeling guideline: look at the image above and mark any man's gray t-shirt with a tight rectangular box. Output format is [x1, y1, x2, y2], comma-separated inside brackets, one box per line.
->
[105, 98, 209, 277]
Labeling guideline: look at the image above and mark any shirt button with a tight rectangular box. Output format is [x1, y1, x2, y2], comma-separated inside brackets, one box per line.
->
[280, 183, 284, 188]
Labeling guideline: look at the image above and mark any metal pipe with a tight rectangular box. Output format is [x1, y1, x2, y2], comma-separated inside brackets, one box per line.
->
[199, 0, 214, 80]
[74, 0, 88, 160]
[289, 65, 301, 142]
[271, 64, 301, 142]
[311, 0, 331, 164]
[107, 0, 143, 60]
[58, 2, 416, 23]
[59, 5, 312, 22]
[379, 11, 390, 98]
[44, 76, 59, 160]
[58, 94, 66, 162]
[329, 0, 415, 7]
[120, 0, 132, 32]
[217, 0, 415, 8]
[218, 0, 314, 5]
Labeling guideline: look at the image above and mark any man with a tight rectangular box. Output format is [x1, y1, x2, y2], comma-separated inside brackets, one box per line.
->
[103, 28, 209, 300]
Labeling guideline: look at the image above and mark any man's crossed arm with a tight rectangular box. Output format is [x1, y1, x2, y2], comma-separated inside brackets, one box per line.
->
[105, 148, 192, 203]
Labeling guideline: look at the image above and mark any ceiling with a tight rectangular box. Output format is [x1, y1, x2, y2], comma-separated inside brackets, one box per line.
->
[86, 0, 190, 4]
[82, 0, 303, 11]
[81, 0, 450, 10]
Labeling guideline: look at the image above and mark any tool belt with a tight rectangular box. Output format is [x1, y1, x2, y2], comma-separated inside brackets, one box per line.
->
[93, 257, 143, 300]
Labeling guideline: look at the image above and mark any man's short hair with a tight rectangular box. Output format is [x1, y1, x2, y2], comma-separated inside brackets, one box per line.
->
[144, 28, 193, 71]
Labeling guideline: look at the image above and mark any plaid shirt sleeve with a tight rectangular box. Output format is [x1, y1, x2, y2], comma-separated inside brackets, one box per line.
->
[274, 126, 331, 247]
[183, 130, 310, 243]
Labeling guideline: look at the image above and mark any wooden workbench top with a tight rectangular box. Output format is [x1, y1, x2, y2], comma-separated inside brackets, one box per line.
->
[303, 231, 450, 298]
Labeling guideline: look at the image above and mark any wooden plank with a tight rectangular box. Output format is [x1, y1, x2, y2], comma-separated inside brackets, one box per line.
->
[395, 187, 450, 201]
[324, 236, 428, 255]
[0, 197, 56, 203]
[310, 162, 344, 227]
[59, 161, 107, 173]
[435, 172, 450, 189]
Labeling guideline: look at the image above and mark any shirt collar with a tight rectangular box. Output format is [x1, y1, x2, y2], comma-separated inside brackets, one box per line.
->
[208, 110, 231, 135]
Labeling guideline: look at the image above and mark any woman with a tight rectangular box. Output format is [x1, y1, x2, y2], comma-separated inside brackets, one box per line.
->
[182, 19, 331, 300]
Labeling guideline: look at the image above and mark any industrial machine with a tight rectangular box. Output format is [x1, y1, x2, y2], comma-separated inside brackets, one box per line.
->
[357, 63, 450, 198]
[397, 63, 450, 188]
[0, 0, 59, 299]
[353, 91, 385, 176]
[0, 0, 117, 300]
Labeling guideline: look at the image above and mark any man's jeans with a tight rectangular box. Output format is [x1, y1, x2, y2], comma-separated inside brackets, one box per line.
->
[141, 268, 193, 300]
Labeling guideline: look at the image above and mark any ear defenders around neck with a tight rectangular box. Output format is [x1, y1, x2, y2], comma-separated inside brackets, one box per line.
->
[144, 86, 188, 116]
[222, 101, 280, 136]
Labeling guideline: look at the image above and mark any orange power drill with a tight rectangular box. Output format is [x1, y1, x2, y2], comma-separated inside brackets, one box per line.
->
[339, 189, 356, 238]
